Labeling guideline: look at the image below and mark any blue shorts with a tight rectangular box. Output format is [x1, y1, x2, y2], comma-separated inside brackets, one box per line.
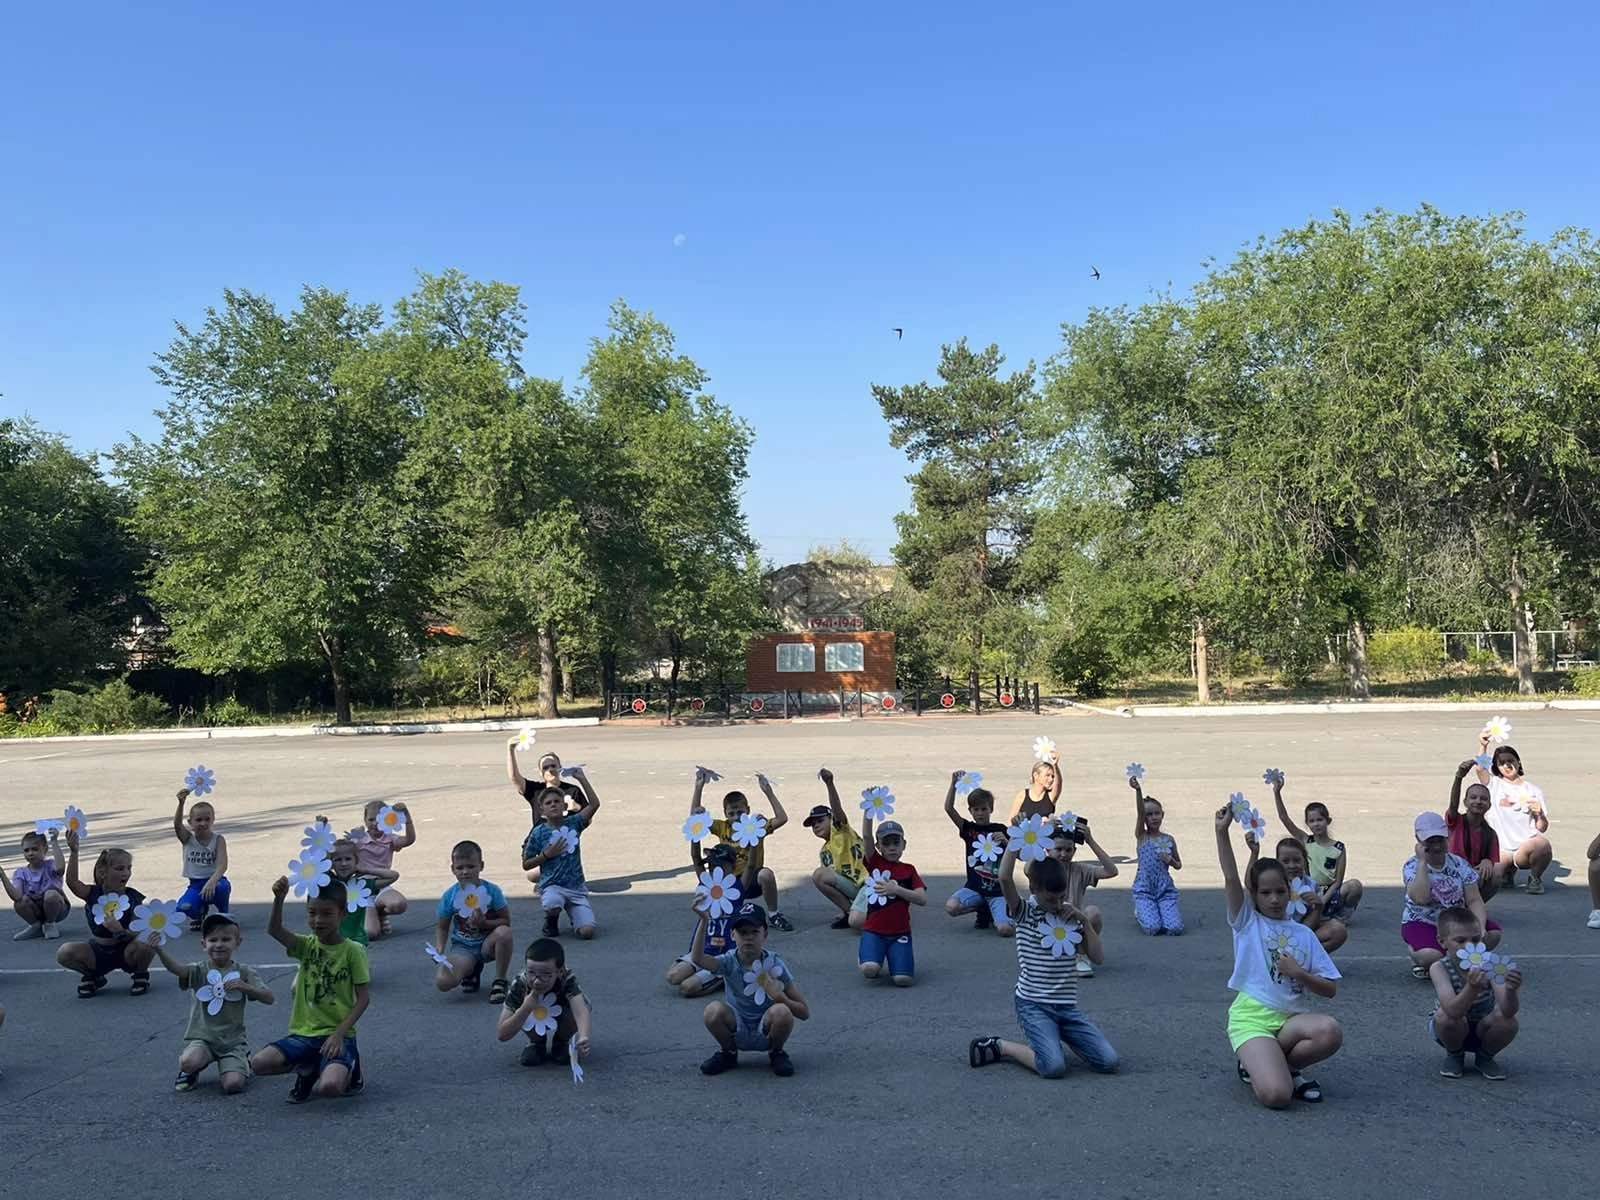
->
[1428, 1015, 1486, 1053]
[177, 876, 232, 919]
[735, 1018, 771, 1052]
[448, 934, 490, 965]
[950, 888, 1012, 928]
[858, 931, 915, 978]
[1322, 888, 1347, 919]
[270, 1034, 360, 1074]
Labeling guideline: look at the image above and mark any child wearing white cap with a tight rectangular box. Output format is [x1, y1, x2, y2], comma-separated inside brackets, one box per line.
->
[1401, 812, 1500, 979]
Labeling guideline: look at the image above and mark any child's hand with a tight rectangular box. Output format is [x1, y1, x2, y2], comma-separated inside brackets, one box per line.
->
[394, 801, 410, 813]
[1060, 902, 1085, 925]
[1213, 806, 1233, 832]
[1478, 730, 1491, 750]
[1466, 968, 1490, 992]
[318, 1034, 345, 1060]
[756, 772, 775, 797]
[576, 1034, 591, 1058]
[1243, 833, 1258, 852]
[951, 769, 965, 785]
[201, 880, 217, 901]
[176, 787, 191, 802]
[314, 814, 329, 826]
[271, 876, 289, 899]
[818, 767, 834, 785]
[1128, 775, 1142, 792]
[1504, 968, 1523, 992]
[1456, 759, 1476, 777]
[65, 829, 79, 852]
[1276, 953, 1308, 983]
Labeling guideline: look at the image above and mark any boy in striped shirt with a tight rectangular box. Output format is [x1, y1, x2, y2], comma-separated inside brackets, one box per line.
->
[967, 846, 1119, 1078]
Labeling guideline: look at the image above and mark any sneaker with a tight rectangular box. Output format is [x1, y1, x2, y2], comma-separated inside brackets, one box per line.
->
[1587, 909, 1600, 930]
[174, 1071, 199, 1092]
[769, 911, 795, 932]
[699, 1049, 738, 1076]
[1526, 875, 1544, 895]
[829, 915, 851, 930]
[1476, 1054, 1508, 1081]
[1439, 1051, 1465, 1079]
[11, 923, 43, 941]
[1075, 956, 1095, 977]
[542, 912, 561, 938]
[521, 1041, 548, 1067]
[187, 918, 203, 932]
[974, 906, 994, 930]
[768, 1049, 795, 1077]
[42, 922, 60, 939]
[286, 1071, 316, 1104]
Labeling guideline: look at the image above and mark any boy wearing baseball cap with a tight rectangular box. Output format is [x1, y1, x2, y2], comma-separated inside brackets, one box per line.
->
[806, 768, 868, 928]
[1402, 811, 1501, 978]
[151, 912, 276, 1094]
[688, 898, 810, 1076]
[852, 819, 927, 986]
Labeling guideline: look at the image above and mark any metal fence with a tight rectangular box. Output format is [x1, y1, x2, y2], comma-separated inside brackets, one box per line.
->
[1328, 629, 1598, 669]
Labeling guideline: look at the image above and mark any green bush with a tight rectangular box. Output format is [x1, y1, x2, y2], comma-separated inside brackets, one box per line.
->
[1465, 647, 1502, 671]
[1367, 626, 1447, 679]
[1572, 666, 1600, 698]
[203, 695, 260, 726]
[43, 678, 171, 734]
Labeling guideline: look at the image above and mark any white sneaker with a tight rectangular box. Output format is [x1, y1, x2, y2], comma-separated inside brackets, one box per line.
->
[1586, 909, 1600, 930]
[11, 923, 43, 941]
[42, 921, 61, 939]
[1075, 956, 1095, 977]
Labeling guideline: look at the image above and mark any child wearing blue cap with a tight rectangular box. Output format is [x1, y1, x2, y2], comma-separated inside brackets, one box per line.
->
[688, 897, 809, 1076]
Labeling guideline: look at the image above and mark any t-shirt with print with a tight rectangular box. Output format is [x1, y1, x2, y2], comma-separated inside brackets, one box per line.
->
[959, 820, 1009, 897]
[437, 879, 509, 945]
[709, 817, 765, 878]
[1227, 903, 1339, 1014]
[1446, 810, 1499, 868]
[1401, 853, 1480, 927]
[286, 934, 370, 1038]
[83, 885, 145, 939]
[523, 815, 590, 893]
[1063, 861, 1109, 910]
[181, 832, 222, 881]
[1302, 838, 1344, 888]
[818, 822, 865, 887]
[688, 913, 733, 958]
[11, 861, 67, 903]
[180, 960, 265, 1046]
[503, 970, 583, 1018]
[1486, 777, 1547, 853]
[861, 852, 925, 937]
[1013, 896, 1081, 1005]
[353, 830, 401, 874]
[713, 948, 793, 1030]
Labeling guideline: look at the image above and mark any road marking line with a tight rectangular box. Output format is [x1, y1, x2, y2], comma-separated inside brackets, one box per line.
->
[0, 751, 71, 764]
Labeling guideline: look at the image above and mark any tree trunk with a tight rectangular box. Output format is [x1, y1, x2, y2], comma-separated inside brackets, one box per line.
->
[1346, 615, 1371, 700]
[1509, 575, 1536, 695]
[1194, 616, 1210, 705]
[600, 649, 618, 697]
[559, 648, 576, 704]
[537, 626, 561, 719]
[320, 632, 353, 725]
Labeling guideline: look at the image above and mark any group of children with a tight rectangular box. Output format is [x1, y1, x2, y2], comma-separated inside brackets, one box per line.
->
[2, 727, 1579, 1105]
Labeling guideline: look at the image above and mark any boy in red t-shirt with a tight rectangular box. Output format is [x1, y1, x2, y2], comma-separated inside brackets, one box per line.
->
[849, 820, 927, 986]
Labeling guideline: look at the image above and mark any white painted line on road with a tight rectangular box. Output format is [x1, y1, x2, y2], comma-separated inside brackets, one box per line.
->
[0, 751, 71, 763]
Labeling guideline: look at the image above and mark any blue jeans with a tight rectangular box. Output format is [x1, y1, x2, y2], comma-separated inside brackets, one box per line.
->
[270, 1034, 360, 1074]
[177, 876, 231, 920]
[1013, 995, 1119, 1078]
[858, 931, 915, 978]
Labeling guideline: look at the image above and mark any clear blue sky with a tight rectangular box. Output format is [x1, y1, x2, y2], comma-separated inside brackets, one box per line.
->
[3, 2, 1596, 564]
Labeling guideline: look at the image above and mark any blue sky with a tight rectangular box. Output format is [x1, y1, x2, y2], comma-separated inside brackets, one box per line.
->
[3, 2, 1597, 564]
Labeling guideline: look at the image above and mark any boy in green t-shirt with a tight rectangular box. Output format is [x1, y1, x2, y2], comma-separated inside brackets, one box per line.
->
[153, 913, 275, 1094]
[250, 875, 371, 1103]
[806, 767, 868, 929]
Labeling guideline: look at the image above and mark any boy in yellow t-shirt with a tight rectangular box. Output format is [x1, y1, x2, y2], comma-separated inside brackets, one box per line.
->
[692, 769, 792, 931]
[250, 876, 371, 1103]
[807, 767, 867, 929]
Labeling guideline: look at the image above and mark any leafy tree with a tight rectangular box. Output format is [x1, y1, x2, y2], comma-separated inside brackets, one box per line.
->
[807, 539, 879, 566]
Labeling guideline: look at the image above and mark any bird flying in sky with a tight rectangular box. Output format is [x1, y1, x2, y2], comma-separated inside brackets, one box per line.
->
[892, 327, 903, 339]
[1090, 267, 1101, 280]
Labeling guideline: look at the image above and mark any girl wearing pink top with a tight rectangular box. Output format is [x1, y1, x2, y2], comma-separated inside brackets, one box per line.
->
[318, 800, 417, 939]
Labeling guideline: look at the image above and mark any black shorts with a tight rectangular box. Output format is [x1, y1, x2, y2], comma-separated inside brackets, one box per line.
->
[88, 940, 140, 977]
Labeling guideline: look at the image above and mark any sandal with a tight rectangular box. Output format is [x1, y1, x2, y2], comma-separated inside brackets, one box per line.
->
[1292, 1074, 1323, 1103]
[77, 974, 107, 998]
[1410, 964, 1429, 979]
[1236, 1060, 1252, 1085]
[488, 978, 508, 1004]
[968, 1036, 1003, 1068]
[129, 971, 151, 996]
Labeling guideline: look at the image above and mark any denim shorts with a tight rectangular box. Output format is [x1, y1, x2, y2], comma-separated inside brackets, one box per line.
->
[858, 931, 915, 978]
[1014, 995, 1119, 1078]
[950, 888, 1012, 928]
[270, 1033, 360, 1073]
[735, 1017, 771, 1052]
[448, 934, 490, 965]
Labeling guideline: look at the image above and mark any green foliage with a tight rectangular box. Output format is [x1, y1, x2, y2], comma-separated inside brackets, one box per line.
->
[202, 696, 260, 727]
[1465, 648, 1502, 671]
[43, 679, 170, 734]
[1570, 666, 1600, 698]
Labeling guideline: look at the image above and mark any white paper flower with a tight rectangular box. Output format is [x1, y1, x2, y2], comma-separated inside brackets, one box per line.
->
[1125, 762, 1146, 782]
[1056, 810, 1079, 835]
[1488, 955, 1518, 985]
[695, 867, 742, 917]
[288, 851, 332, 898]
[568, 1034, 585, 1085]
[194, 968, 242, 1016]
[968, 832, 1004, 866]
[954, 771, 983, 797]
[866, 868, 895, 906]
[300, 820, 337, 856]
[1240, 808, 1268, 841]
[454, 884, 492, 920]
[1287, 876, 1315, 920]
[63, 805, 89, 841]
[741, 955, 781, 1006]
[376, 804, 407, 837]
[1006, 814, 1050, 862]
[1455, 941, 1494, 972]
[682, 811, 714, 843]
[514, 725, 537, 751]
[1482, 716, 1513, 744]
[1263, 768, 1285, 788]
[423, 943, 451, 967]
[1228, 791, 1252, 818]
[1032, 736, 1057, 762]
[551, 826, 580, 856]
[694, 765, 723, 783]
[730, 813, 767, 848]
[130, 898, 185, 946]
[859, 786, 896, 819]
[91, 891, 131, 929]
[345, 876, 374, 912]
[184, 765, 216, 797]
[34, 817, 65, 838]
[1039, 914, 1083, 958]
[522, 991, 563, 1035]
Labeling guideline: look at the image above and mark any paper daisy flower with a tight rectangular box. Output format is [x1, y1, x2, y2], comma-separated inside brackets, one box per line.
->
[376, 804, 407, 836]
[1057, 810, 1079, 835]
[866, 868, 895, 905]
[91, 891, 131, 929]
[568, 1035, 585, 1085]
[184, 765, 216, 797]
[859, 786, 896, 819]
[300, 820, 337, 856]
[453, 884, 492, 920]
[1488, 956, 1518, 985]
[1032, 736, 1057, 762]
[1227, 791, 1251, 818]
[63, 805, 89, 841]
[514, 725, 537, 751]
[1262, 767, 1285, 788]
[288, 851, 332, 898]
[1455, 941, 1494, 972]
[1006, 814, 1050, 863]
[1039, 914, 1083, 958]
[195, 968, 242, 1016]
[344, 876, 374, 912]
[1240, 810, 1268, 841]
[1125, 762, 1146, 782]
[423, 943, 451, 967]
[741, 956, 780, 1006]
[1482, 715, 1513, 744]
[954, 771, 983, 797]
[968, 832, 1004, 866]
[523, 992, 563, 1035]
[1287, 877, 1315, 920]
[130, 898, 185, 945]
[552, 826, 580, 856]
[730, 813, 768, 848]
[694, 765, 723, 783]
[682, 810, 714, 843]
[695, 867, 741, 917]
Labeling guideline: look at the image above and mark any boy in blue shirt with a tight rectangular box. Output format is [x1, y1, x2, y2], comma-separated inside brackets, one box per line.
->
[689, 899, 809, 1077]
[522, 767, 601, 940]
[668, 843, 738, 997]
[433, 840, 513, 1004]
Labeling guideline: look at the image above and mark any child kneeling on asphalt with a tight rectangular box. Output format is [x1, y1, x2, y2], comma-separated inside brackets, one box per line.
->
[691, 899, 809, 1077]
[498, 937, 592, 1069]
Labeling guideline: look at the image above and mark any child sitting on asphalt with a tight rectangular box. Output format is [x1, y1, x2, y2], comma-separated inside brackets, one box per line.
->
[850, 819, 927, 986]
[968, 844, 1117, 1079]
[689, 898, 809, 1077]
[152, 913, 274, 1094]
[1428, 906, 1521, 1080]
[1045, 815, 1119, 976]
[1403, 812, 1501, 978]
[693, 770, 793, 931]
[56, 833, 156, 997]
[805, 768, 867, 929]
[434, 840, 513, 1003]
[497, 937, 592, 1069]
[522, 766, 601, 939]
[1448, 760, 1502, 900]
[319, 800, 415, 940]
[328, 838, 393, 946]
[5, 828, 69, 940]
[668, 843, 738, 997]
[1271, 774, 1364, 921]
[943, 773, 1013, 936]
[173, 788, 230, 931]
[250, 876, 370, 1103]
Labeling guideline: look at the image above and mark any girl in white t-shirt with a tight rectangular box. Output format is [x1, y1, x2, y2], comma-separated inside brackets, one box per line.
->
[1216, 804, 1342, 1108]
[1471, 738, 1552, 894]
